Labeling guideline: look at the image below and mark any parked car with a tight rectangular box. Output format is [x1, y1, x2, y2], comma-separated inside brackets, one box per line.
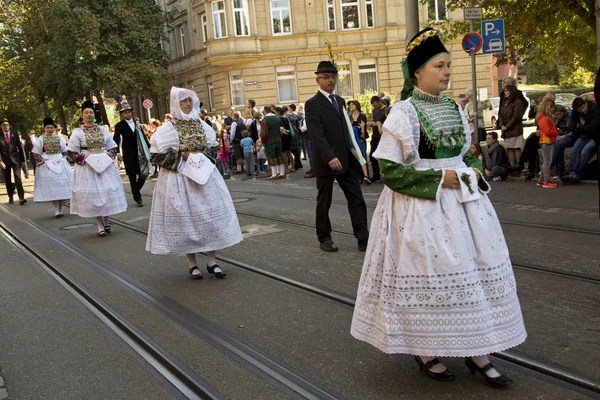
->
[555, 93, 578, 110]
[482, 96, 532, 128]
[482, 97, 500, 128]
[580, 92, 596, 103]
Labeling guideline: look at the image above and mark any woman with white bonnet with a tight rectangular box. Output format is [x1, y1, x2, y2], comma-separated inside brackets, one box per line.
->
[146, 87, 242, 280]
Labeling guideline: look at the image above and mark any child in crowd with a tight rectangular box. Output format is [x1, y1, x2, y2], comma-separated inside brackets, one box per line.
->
[217, 132, 231, 179]
[536, 99, 559, 188]
[240, 130, 255, 177]
[256, 139, 267, 173]
[470, 142, 483, 164]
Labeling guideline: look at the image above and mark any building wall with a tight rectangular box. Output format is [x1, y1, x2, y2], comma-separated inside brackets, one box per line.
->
[157, 0, 494, 116]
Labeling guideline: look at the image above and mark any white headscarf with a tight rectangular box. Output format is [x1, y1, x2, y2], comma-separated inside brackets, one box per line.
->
[170, 86, 200, 121]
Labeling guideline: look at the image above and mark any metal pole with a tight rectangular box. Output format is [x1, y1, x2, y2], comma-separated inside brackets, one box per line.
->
[405, 0, 420, 42]
[147, 108, 151, 124]
[470, 0, 479, 143]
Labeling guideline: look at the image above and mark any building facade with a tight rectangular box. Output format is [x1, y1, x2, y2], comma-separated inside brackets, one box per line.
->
[156, 0, 494, 116]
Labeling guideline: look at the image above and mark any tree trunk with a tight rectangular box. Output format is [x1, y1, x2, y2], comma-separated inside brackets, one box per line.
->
[54, 101, 68, 138]
[42, 101, 49, 116]
[95, 90, 110, 127]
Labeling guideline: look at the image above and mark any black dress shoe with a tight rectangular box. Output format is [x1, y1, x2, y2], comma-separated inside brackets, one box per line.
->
[320, 240, 338, 252]
[207, 264, 226, 279]
[8, 199, 14, 204]
[414, 356, 455, 381]
[104, 225, 111, 233]
[136, 200, 144, 207]
[19, 199, 27, 205]
[465, 357, 512, 387]
[358, 239, 368, 252]
[189, 266, 203, 280]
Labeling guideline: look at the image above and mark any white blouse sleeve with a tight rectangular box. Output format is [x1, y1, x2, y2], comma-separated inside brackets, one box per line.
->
[32, 137, 43, 155]
[201, 119, 217, 148]
[67, 129, 82, 153]
[102, 127, 118, 151]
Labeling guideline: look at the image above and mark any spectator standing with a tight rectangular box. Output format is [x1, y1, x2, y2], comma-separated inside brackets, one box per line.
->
[464, 88, 485, 143]
[240, 130, 255, 177]
[348, 100, 369, 181]
[483, 132, 509, 181]
[536, 99, 559, 188]
[286, 105, 303, 171]
[24, 131, 36, 176]
[217, 132, 231, 179]
[276, 107, 295, 174]
[498, 84, 525, 166]
[256, 139, 267, 173]
[230, 112, 245, 173]
[561, 97, 598, 184]
[305, 61, 369, 253]
[367, 96, 386, 181]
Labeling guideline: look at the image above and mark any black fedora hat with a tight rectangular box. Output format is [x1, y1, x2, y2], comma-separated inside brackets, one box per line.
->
[315, 61, 338, 75]
[0, 117, 10, 124]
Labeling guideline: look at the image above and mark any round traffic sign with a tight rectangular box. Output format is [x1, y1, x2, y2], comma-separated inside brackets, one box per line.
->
[462, 32, 483, 55]
[143, 99, 153, 109]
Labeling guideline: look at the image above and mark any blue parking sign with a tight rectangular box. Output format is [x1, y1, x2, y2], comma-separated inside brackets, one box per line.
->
[481, 19, 505, 54]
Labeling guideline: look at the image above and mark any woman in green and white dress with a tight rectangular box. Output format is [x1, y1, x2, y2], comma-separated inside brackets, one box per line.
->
[350, 28, 526, 387]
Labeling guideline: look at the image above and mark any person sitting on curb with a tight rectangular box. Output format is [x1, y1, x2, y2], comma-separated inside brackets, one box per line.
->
[561, 97, 598, 184]
[483, 132, 509, 182]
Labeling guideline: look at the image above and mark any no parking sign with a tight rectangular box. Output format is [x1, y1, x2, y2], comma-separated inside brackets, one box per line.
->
[462, 32, 483, 55]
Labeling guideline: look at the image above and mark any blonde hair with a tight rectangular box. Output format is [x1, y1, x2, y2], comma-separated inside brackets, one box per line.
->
[536, 99, 555, 122]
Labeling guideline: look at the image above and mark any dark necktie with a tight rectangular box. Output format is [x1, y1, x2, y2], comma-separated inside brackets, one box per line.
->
[329, 94, 340, 115]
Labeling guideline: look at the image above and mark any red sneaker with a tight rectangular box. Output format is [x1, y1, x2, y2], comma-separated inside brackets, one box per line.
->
[542, 181, 558, 188]
[536, 180, 544, 187]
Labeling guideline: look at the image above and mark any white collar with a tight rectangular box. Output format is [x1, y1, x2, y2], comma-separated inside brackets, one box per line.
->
[319, 88, 335, 99]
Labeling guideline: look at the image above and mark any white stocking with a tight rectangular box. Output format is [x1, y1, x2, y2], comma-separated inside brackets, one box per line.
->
[207, 251, 217, 267]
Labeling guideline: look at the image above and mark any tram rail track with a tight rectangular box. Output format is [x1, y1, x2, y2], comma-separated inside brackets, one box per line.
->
[0, 205, 343, 400]
[1, 204, 599, 397]
[226, 187, 600, 236]
[0, 220, 223, 400]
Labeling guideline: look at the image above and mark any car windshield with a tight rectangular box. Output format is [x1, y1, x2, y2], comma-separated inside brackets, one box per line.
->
[555, 93, 577, 106]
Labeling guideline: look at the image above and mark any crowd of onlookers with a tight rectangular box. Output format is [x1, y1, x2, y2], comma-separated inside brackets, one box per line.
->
[464, 76, 598, 188]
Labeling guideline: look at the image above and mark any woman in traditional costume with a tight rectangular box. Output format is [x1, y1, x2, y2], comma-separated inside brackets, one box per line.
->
[67, 101, 127, 236]
[146, 87, 242, 280]
[32, 117, 72, 217]
[350, 28, 526, 386]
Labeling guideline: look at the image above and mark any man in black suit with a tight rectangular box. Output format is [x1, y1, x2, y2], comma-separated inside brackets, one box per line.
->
[306, 61, 369, 252]
[113, 103, 150, 207]
[0, 118, 26, 205]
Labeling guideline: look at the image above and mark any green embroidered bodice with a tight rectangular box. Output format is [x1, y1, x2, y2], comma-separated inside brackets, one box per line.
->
[82, 124, 105, 153]
[173, 119, 207, 152]
[410, 88, 466, 158]
[42, 135, 61, 154]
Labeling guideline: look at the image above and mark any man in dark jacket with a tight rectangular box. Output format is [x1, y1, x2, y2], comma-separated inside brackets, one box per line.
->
[0, 118, 26, 204]
[306, 61, 369, 252]
[561, 98, 598, 183]
[483, 132, 509, 181]
[113, 103, 150, 206]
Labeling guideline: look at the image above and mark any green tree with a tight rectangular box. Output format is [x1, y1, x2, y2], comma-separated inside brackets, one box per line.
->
[421, 0, 596, 87]
[0, 0, 170, 128]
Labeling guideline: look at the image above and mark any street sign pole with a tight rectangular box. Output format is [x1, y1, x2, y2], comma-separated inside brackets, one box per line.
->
[469, 0, 479, 143]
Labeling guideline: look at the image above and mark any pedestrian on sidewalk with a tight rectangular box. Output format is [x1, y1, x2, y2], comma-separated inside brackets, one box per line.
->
[305, 60, 369, 252]
[113, 101, 151, 207]
[536, 99, 559, 188]
[67, 101, 128, 236]
[350, 28, 525, 387]
[32, 117, 71, 217]
[0, 118, 27, 205]
[146, 87, 242, 280]
[217, 132, 231, 178]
